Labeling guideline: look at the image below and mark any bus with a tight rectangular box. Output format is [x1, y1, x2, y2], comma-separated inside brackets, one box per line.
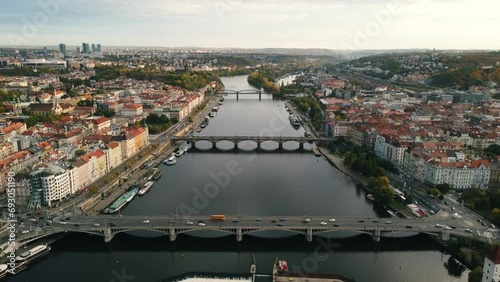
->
[210, 215, 226, 222]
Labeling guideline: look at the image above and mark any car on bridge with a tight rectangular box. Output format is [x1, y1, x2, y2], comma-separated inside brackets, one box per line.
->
[143, 220, 150, 224]
[405, 225, 413, 229]
[93, 223, 100, 227]
[199, 223, 206, 227]
[320, 222, 327, 226]
[186, 221, 194, 225]
[385, 221, 392, 224]
[329, 218, 336, 222]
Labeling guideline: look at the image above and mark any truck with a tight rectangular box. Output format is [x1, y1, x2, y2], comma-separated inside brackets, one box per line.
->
[210, 215, 226, 222]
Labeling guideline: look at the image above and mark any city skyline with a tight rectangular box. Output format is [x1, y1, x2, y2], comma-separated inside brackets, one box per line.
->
[2, 0, 499, 50]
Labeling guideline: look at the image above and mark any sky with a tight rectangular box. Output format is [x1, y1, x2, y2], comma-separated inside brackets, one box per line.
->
[1, 0, 499, 50]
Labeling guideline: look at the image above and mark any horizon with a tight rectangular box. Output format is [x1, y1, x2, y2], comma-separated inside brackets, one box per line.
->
[2, 0, 499, 50]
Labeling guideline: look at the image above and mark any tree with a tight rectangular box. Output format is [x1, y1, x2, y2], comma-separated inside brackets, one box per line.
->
[468, 267, 482, 282]
[436, 183, 451, 195]
[75, 149, 86, 158]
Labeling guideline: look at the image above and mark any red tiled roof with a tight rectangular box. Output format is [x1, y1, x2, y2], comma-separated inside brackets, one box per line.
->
[487, 247, 500, 264]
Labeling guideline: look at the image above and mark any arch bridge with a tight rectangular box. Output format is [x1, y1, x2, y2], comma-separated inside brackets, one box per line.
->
[171, 136, 331, 151]
[12, 215, 475, 247]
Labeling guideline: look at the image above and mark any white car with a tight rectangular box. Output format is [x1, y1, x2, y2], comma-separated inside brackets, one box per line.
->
[435, 223, 442, 227]
[93, 223, 100, 227]
[305, 218, 311, 222]
[143, 220, 150, 224]
[385, 221, 392, 224]
[329, 218, 336, 222]
[320, 222, 327, 226]
[59, 221, 67, 225]
[199, 223, 206, 227]
[22, 230, 30, 234]
[444, 226, 452, 230]
[186, 221, 194, 225]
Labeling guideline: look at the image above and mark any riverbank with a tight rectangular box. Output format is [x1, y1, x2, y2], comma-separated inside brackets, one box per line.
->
[318, 147, 369, 187]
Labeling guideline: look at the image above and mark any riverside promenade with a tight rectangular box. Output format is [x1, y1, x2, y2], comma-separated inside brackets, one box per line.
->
[318, 147, 369, 186]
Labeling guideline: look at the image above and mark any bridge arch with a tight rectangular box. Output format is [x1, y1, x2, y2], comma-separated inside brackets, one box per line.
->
[111, 228, 170, 237]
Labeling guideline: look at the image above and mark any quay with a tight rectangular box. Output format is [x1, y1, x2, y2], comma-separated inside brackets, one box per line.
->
[272, 258, 355, 282]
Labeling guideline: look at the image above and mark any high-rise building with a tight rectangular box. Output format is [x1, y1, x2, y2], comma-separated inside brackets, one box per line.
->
[91, 44, 96, 52]
[96, 44, 102, 52]
[82, 43, 90, 54]
[59, 43, 66, 56]
[76, 47, 81, 54]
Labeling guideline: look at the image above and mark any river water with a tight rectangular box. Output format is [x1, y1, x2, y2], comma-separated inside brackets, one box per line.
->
[8, 75, 469, 282]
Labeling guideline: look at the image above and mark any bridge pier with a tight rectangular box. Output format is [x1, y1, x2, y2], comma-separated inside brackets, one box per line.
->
[256, 141, 261, 150]
[212, 142, 216, 150]
[306, 227, 313, 242]
[299, 142, 304, 150]
[236, 92, 239, 100]
[259, 91, 261, 101]
[278, 142, 283, 150]
[236, 227, 243, 242]
[191, 140, 196, 150]
[234, 141, 239, 151]
[169, 227, 176, 241]
[440, 231, 450, 242]
[371, 229, 381, 242]
[104, 227, 114, 243]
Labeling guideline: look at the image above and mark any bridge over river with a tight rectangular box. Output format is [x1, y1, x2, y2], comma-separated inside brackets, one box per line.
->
[11, 214, 494, 248]
[216, 89, 265, 100]
[170, 136, 332, 150]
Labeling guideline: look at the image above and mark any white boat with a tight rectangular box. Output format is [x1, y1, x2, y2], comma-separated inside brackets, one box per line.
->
[0, 264, 8, 278]
[289, 114, 301, 128]
[138, 181, 154, 196]
[163, 155, 177, 166]
[16, 245, 51, 262]
[209, 112, 216, 118]
[174, 147, 185, 157]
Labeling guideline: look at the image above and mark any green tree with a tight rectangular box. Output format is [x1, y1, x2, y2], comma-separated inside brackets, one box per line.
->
[468, 267, 482, 282]
[75, 149, 86, 158]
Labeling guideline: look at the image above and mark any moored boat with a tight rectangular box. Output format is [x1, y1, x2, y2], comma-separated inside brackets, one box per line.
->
[138, 181, 154, 196]
[163, 155, 177, 166]
[289, 114, 301, 128]
[106, 186, 139, 213]
[0, 264, 8, 278]
[15, 245, 51, 262]
[312, 147, 322, 157]
[153, 170, 162, 180]
[174, 147, 185, 157]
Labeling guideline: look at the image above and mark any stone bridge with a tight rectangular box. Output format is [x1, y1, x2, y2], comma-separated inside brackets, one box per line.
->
[171, 136, 332, 150]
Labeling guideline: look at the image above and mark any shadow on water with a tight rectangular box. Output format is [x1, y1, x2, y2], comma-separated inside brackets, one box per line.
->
[51, 232, 445, 254]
